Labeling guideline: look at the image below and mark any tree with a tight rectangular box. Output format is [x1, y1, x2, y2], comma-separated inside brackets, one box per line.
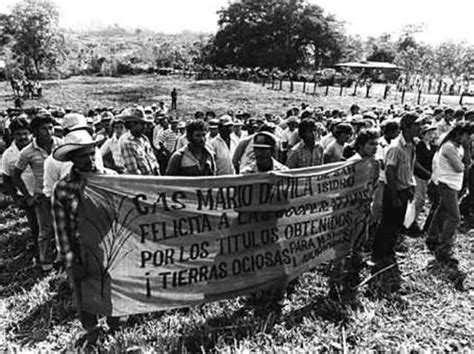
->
[432, 41, 471, 84]
[205, 0, 344, 70]
[365, 34, 396, 63]
[9, 0, 66, 78]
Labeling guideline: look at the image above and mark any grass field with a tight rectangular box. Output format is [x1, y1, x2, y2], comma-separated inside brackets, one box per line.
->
[0, 75, 473, 352]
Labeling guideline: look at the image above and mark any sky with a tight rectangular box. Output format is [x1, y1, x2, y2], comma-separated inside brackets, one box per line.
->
[1, 0, 473, 44]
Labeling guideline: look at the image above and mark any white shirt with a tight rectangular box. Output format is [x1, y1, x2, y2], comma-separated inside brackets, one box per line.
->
[1, 142, 35, 195]
[43, 155, 72, 198]
[432, 141, 464, 191]
[209, 135, 238, 175]
[100, 134, 124, 168]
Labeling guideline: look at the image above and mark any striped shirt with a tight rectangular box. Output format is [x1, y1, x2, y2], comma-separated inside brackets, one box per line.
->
[156, 128, 178, 153]
[15, 137, 62, 194]
[385, 134, 416, 190]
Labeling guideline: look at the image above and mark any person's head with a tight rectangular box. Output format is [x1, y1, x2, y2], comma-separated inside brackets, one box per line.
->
[354, 129, 379, 158]
[286, 116, 299, 131]
[381, 120, 400, 140]
[218, 115, 234, 139]
[433, 107, 444, 121]
[121, 108, 148, 137]
[440, 121, 471, 147]
[208, 119, 219, 137]
[170, 119, 179, 132]
[186, 120, 207, 148]
[52, 130, 104, 172]
[334, 123, 353, 144]
[69, 145, 96, 172]
[29, 113, 55, 141]
[233, 120, 243, 133]
[350, 104, 360, 115]
[111, 118, 125, 138]
[177, 121, 186, 135]
[254, 117, 265, 132]
[253, 132, 276, 165]
[420, 125, 437, 144]
[444, 107, 454, 122]
[9, 117, 31, 149]
[400, 112, 422, 140]
[159, 117, 169, 129]
[204, 111, 214, 120]
[298, 119, 316, 147]
[454, 109, 465, 121]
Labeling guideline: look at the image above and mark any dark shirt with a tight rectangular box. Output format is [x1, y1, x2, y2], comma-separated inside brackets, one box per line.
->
[415, 141, 435, 180]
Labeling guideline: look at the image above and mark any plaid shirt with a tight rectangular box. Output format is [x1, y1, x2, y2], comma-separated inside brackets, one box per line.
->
[52, 167, 115, 257]
[286, 141, 324, 169]
[120, 131, 159, 175]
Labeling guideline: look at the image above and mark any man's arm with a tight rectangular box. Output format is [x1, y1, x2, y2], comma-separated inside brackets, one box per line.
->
[12, 167, 32, 199]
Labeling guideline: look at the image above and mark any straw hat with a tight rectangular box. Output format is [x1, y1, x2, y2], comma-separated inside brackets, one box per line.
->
[53, 129, 105, 162]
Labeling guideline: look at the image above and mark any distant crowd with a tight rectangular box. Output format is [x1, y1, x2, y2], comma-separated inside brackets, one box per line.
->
[0, 98, 471, 335]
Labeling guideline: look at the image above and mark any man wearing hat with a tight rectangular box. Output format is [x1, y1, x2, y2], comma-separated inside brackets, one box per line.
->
[43, 114, 105, 199]
[13, 113, 62, 271]
[209, 115, 238, 175]
[372, 112, 423, 291]
[207, 119, 219, 139]
[119, 108, 159, 175]
[51, 129, 122, 338]
[241, 131, 287, 174]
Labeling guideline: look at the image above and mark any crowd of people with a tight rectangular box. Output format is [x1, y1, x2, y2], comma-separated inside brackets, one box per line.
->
[0, 100, 471, 336]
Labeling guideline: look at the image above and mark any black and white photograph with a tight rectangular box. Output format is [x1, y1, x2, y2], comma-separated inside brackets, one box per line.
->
[0, 0, 472, 351]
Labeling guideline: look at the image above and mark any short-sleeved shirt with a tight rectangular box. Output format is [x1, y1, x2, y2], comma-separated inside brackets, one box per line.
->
[385, 134, 416, 190]
[287, 141, 324, 169]
[1, 142, 35, 195]
[15, 137, 62, 194]
[281, 128, 300, 149]
[156, 128, 178, 153]
[209, 135, 238, 175]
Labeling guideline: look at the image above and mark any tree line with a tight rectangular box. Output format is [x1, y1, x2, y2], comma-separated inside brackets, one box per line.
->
[0, 0, 473, 89]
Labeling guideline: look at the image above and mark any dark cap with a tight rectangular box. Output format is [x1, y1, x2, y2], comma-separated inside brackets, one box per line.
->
[400, 112, 424, 128]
